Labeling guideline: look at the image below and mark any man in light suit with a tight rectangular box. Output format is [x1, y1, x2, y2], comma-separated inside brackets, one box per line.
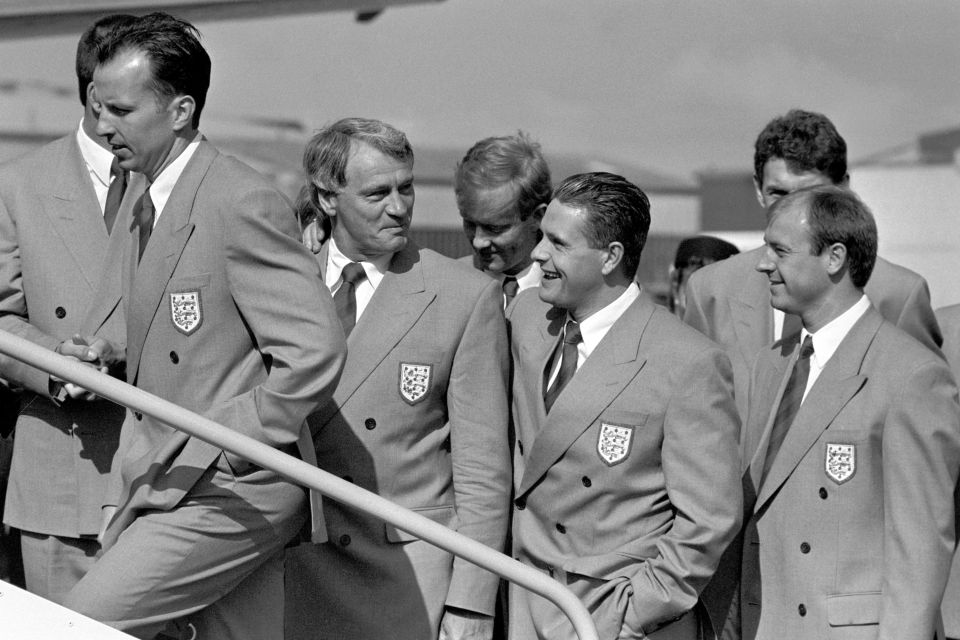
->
[455, 132, 551, 307]
[936, 303, 960, 640]
[62, 14, 345, 639]
[0, 13, 135, 604]
[728, 186, 959, 639]
[684, 109, 941, 420]
[284, 118, 511, 640]
[508, 172, 742, 640]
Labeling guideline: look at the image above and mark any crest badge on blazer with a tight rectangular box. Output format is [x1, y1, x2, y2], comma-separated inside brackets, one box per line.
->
[825, 442, 856, 484]
[597, 422, 634, 466]
[399, 362, 432, 405]
[170, 291, 202, 335]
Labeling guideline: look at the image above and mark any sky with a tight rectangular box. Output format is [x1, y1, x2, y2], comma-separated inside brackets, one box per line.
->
[0, 0, 958, 180]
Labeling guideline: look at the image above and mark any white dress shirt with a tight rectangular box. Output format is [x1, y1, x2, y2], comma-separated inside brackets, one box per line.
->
[324, 238, 392, 320]
[800, 294, 870, 399]
[75, 119, 117, 215]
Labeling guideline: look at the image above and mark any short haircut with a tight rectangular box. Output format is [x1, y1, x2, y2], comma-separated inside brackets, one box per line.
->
[454, 131, 552, 220]
[754, 109, 847, 187]
[770, 185, 877, 288]
[302, 117, 413, 209]
[75, 13, 137, 106]
[552, 172, 650, 279]
[96, 12, 210, 128]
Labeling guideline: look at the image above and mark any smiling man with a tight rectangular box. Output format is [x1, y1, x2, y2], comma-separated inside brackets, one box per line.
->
[507, 172, 741, 640]
[285, 118, 511, 640]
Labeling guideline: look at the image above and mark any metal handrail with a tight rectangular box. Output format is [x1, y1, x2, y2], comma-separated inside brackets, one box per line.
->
[0, 329, 598, 640]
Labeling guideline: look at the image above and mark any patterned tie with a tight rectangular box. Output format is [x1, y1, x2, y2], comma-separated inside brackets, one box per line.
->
[137, 189, 155, 263]
[333, 262, 366, 338]
[103, 157, 127, 234]
[501, 276, 519, 308]
[543, 319, 582, 413]
[760, 335, 815, 484]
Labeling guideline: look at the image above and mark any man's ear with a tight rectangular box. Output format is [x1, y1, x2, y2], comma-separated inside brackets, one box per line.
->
[824, 242, 848, 276]
[314, 183, 338, 220]
[170, 95, 196, 132]
[600, 241, 625, 276]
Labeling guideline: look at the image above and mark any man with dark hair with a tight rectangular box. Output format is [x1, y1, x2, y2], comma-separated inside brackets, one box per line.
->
[669, 235, 739, 317]
[724, 185, 960, 639]
[285, 117, 510, 640]
[684, 109, 941, 420]
[507, 172, 741, 639]
[455, 132, 551, 307]
[0, 13, 134, 604]
[62, 13, 345, 639]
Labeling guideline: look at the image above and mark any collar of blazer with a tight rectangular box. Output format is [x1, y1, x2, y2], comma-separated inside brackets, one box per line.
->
[315, 241, 435, 412]
[750, 307, 879, 511]
[124, 141, 215, 382]
[516, 293, 655, 498]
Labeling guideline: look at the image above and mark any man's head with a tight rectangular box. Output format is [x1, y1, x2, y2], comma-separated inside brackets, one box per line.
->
[92, 12, 209, 180]
[455, 132, 551, 275]
[532, 172, 650, 320]
[76, 14, 137, 145]
[753, 109, 848, 208]
[303, 118, 415, 262]
[756, 185, 877, 330]
[669, 235, 740, 316]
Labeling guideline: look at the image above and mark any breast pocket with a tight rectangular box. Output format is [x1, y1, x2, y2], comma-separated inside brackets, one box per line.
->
[594, 411, 655, 467]
[167, 273, 211, 337]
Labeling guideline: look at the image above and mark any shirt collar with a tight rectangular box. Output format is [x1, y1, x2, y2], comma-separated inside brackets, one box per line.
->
[497, 261, 542, 293]
[802, 295, 870, 369]
[574, 283, 641, 357]
[75, 119, 116, 187]
[325, 237, 392, 291]
[147, 133, 202, 217]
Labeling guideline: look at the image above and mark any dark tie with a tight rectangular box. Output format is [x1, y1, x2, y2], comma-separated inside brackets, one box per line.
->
[760, 335, 815, 484]
[103, 157, 127, 234]
[543, 319, 582, 413]
[333, 262, 366, 338]
[502, 276, 519, 307]
[137, 189, 155, 263]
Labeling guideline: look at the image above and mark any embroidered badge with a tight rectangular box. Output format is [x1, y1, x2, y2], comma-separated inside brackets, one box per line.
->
[399, 362, 432, 405]
[170, 291, 202, 335]
[597, 422, 635, 466]
[825, 443, 856, 484]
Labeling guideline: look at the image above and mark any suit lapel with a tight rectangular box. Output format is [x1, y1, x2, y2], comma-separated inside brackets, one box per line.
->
[126, 142, 215, 380]
[752, 309, 881, 510]
[517, 294, 654, 497]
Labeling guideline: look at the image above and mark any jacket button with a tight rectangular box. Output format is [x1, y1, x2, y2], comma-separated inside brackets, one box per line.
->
[819, 487, 828, 499]
[798, 604, 806, 616]
[514, 497, 526, 510]
[364, 418, 376, 430]
[800, 542, 811, 554]
[169, 351, 179, 364]
[134, 411, 143, 421]
[339, 534, 351, 546]
[55, 307, 66, 319]
[555, 523, 566, 534]
[581, 476, 592, 487]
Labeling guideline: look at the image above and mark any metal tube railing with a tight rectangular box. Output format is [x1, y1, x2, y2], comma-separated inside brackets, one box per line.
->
[0, 329, 598, 640]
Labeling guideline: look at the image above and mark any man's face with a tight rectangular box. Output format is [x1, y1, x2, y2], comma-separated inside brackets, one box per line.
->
[532, 199, 609, 319]
[756, 202, 832, 316]
[459, 185, 542, 275]
[755, 158, 834, 208]
[93, 50, 183, 181]
[327, 141, 414, 261]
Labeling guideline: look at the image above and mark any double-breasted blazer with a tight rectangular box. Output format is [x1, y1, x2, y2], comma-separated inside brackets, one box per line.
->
[738, 307, 960, 640]
[284, 242, 511, 640]
[0, 133, 127, 537]
[683, 247, 942, 421]
[507, 290, 742, 640]
[935, 304, 960, 640]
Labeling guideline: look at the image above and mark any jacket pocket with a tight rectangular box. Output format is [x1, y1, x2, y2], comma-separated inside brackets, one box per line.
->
[384, 504, 459, 543]
[826, 591, 880, 626]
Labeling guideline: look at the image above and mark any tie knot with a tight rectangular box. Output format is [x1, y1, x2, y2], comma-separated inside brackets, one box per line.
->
[502, 276, 519, 298]
[341, 262, 366, 285]
[799, 335, 815, 359]
[563, 319, 582, 345]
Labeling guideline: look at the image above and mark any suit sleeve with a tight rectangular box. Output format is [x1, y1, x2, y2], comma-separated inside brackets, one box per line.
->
[206, 186, 346, 453]
[892, 276, 943, 352]
[878, 357, 960, 640]
[624, 346, 743, 632]
[444, 277, 512, 615]
[0, 189, 62, 396]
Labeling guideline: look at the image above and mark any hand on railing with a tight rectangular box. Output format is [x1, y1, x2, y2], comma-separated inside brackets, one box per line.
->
[53, 335, 123, 401]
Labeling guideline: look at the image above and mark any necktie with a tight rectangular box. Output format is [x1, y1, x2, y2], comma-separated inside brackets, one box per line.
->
[103, 157, 127, 234]
[760, 335, 815, 483]
[333, 262, 366, 338]
[502, 276, 519, 308]
[543, 319, 582, 413]
[137, 189, 155, 263]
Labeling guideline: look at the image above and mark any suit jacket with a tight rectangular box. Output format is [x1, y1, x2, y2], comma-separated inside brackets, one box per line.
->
[300, 242, 511, 632]
[683, 247, 942, 421]
[738, 307, 959, 640]
[0, 133, 127, 537]
[507, 290, 742, 640]
[104, 140, 344, 538]
[935, 304, 960, 639]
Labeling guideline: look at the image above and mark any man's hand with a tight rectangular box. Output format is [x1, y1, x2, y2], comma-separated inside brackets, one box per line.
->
[53, 335, 121, 400]
[439, 607, 494, 640]
[301, 217, 325, 254]
[98, 505, 117, 546]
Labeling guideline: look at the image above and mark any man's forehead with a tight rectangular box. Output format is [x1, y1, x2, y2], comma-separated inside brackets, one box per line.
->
[459, 183, 521, 222]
